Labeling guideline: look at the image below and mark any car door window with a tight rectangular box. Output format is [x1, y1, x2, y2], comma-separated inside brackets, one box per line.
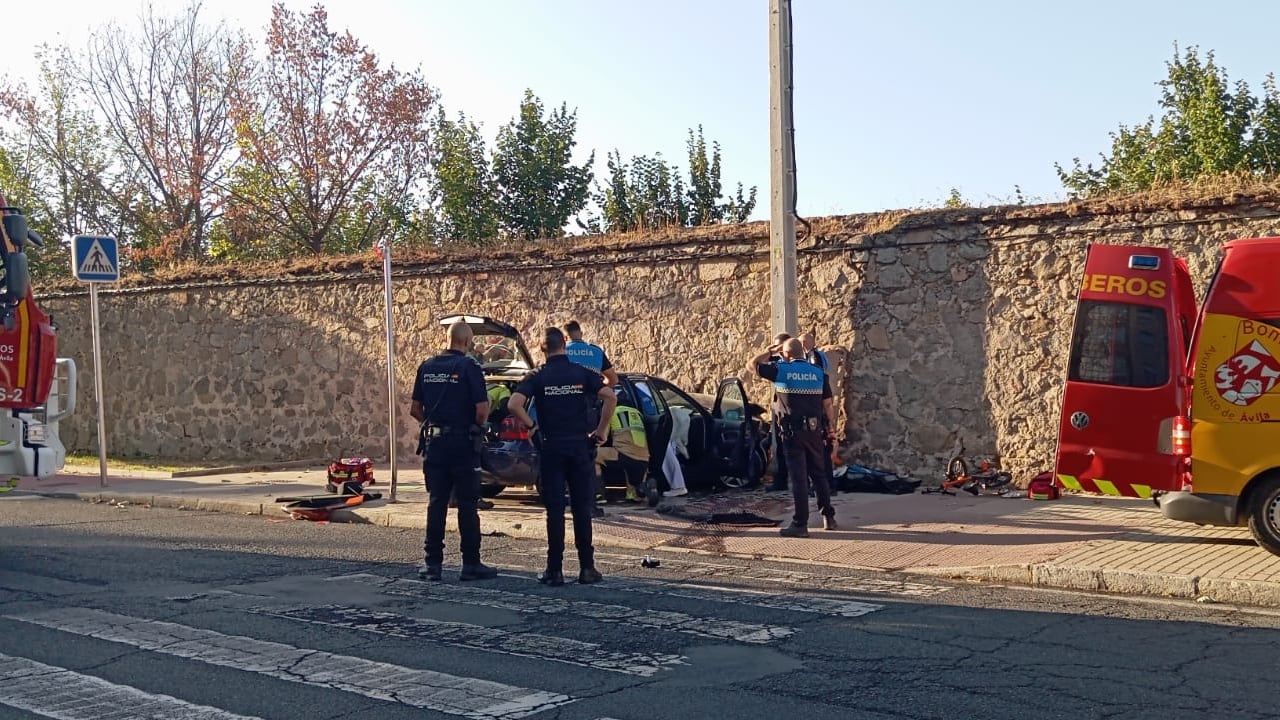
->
[631, 380, 664, 417]
[714, 381, 746, 421]
[652, 379, 700, 415]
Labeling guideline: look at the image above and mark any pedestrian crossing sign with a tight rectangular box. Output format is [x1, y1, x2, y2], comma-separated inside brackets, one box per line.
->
[72, 235, 120, 283]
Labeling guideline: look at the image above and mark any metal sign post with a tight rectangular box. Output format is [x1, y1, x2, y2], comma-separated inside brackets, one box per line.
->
[71, 235, 120, 488]
[378, 239, 399, 502]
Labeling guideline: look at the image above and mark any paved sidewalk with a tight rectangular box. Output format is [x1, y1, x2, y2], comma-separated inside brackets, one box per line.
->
[15, 463, 1280, 607]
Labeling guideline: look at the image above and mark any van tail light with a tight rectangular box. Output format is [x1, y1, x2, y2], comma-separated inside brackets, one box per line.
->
[1171, 415, 1191, 457]
[498, 416, 530, 441]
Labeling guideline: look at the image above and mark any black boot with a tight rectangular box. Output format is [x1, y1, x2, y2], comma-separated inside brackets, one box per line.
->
[460, 563, 498, 581]
[779, 523, 810, 538]
[537, 569, 565, 586]
[578, 567, 603, 584]
[418, 564, 442, 581]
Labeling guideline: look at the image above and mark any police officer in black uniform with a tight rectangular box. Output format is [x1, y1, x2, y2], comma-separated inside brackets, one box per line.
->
[508, 328, 617, 586]
[410, 320, 499, 582]
[753, 338, 838, 537]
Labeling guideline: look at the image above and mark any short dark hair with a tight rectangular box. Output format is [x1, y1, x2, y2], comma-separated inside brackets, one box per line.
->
[542, 327, 566, 352]
[564, 320, 582, 335]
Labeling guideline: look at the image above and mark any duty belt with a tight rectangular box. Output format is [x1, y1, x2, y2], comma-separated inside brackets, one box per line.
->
[786, 416, 822, 432]
[423, 425, 465, 438]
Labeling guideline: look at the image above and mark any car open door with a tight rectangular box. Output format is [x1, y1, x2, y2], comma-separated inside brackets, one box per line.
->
[1054, 245, 1192, 498]
[711, 377, 761, 486]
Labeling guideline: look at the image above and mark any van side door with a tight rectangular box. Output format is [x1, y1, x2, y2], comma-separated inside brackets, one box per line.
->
[1054, 245, 1190, 497]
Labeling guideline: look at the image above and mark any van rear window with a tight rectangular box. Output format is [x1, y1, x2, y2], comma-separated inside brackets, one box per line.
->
[1068, 300, 1169, 388]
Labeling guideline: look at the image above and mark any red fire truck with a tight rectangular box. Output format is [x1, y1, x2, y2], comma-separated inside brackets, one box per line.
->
[0, 197, 76, 488]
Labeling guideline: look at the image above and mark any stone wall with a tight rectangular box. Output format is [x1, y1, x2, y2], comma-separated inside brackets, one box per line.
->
[37, 194, 1280, 480]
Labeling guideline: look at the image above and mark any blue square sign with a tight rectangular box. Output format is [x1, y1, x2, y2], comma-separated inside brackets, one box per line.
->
[72, 235, 120, 283]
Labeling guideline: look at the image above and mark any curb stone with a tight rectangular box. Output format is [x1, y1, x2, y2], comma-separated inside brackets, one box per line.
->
[910, 563, 1280, 606]
[29, 488, 1280, 608]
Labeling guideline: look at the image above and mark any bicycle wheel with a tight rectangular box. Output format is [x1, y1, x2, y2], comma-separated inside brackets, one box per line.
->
[945, 456, 968, 482]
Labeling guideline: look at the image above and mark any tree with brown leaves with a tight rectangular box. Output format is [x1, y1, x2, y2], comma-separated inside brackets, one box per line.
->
[82, 0, 251, 265]
[226, 3, 436, 257]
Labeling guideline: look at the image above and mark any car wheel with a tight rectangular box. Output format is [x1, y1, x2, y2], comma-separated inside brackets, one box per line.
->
[1247, 473, 1280, 556]
[718, 473, 758, 490]
[480, 484, 504, 499]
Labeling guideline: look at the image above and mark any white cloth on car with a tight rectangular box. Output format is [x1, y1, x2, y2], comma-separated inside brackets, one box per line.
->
[669, 406, 692, 460]
[661, 440, 687, 492]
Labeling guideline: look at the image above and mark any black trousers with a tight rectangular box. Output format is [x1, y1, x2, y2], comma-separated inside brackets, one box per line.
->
[423, 435, 482, 566]
[771, 420, 789, 487]
[783, 429, 834, 527]
[540, 438, 596, 572]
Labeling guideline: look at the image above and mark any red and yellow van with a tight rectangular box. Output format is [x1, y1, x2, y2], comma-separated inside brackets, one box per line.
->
[1055, 239, 1280, 555]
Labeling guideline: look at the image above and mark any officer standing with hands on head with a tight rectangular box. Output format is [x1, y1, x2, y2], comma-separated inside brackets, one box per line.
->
[752, 337, 839, 537]
[410, 320, 499, 582]
[508, 327, 617, 586]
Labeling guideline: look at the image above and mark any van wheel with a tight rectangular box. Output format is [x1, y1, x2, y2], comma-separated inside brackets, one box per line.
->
[1246, 474, 1280, 557]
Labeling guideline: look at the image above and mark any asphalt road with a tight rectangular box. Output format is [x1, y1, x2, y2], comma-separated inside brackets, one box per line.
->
[1, 495, 1278, 720]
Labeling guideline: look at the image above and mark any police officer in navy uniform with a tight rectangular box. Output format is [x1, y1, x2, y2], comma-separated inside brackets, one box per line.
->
[509, 327, 617, 586]
[753, 337, 838, 537]
[410, 320, 499, 582]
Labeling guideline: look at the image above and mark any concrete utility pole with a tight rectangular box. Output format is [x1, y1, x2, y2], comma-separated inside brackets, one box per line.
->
[378, 238, 399, 502]
[769, 0, 798, 337]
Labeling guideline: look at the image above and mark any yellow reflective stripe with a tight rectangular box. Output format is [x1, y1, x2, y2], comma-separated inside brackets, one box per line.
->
[1130, 484, 1152, 499]
[1057, 474, 1083, 491]
[1093, 479, 1120, 496]
[16, 299, 28, 386]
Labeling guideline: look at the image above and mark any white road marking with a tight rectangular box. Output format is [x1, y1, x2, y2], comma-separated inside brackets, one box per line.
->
[327, 573, 796, 644]
[7, 608, 573, 720]
[588, 550, 953, 597]
[0, 653, 261, 720]
[250, 604, 686, 678]
[601, 577, 884, 617]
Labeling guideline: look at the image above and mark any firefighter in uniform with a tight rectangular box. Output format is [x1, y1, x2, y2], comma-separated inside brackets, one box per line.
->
[509, 327, 617, 586]
[410, 320, 499, 582]
[753, 338, 838, 537]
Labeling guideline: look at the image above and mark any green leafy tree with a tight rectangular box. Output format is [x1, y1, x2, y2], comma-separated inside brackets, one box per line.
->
[227, 3, 436, 256]
[684, 126, 722, 225]
[592, 126, 757, 233]
[1057, 45, 1279, 198]
[431, 108, 499, 244]
[943, 188, 967, 208]
[685, 125, 757, 224]
[491, 90, 594, 240]
[594, 151, 685, 233]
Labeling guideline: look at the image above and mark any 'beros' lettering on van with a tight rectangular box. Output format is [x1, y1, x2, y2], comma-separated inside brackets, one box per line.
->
[1081, 274, 1167, 299]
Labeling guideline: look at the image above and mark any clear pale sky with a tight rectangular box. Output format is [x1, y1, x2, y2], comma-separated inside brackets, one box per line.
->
[7, 0, 1280, 221]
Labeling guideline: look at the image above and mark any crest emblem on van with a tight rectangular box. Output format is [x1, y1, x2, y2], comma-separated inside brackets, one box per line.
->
[1215, 340, 1280, 407]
